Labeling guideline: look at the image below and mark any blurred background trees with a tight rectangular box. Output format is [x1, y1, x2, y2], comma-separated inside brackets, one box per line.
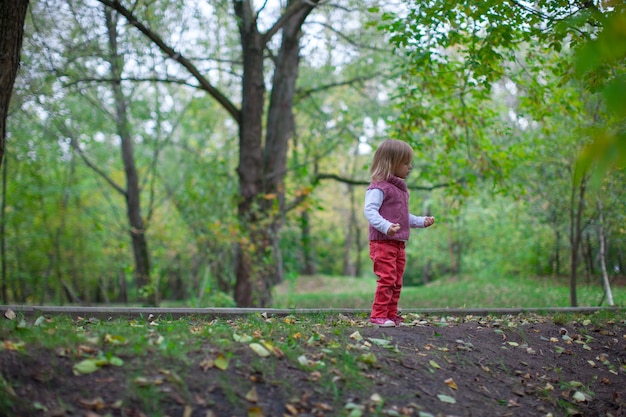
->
[1, 0, 624, 307]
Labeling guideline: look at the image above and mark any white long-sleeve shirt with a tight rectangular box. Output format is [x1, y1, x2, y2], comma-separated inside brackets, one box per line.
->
[364, 188, 427, 239]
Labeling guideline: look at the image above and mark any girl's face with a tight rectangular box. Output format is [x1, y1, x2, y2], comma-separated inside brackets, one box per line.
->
[394, 159, 412, 179]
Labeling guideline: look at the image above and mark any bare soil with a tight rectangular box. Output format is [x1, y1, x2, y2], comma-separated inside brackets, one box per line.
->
[1, 313, 625, 417]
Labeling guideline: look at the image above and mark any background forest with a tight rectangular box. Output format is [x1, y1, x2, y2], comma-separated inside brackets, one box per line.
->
[1, 0, 624, 308]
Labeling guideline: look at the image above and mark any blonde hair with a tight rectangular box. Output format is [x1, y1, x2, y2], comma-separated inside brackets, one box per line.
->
[370, 139, 414, 182]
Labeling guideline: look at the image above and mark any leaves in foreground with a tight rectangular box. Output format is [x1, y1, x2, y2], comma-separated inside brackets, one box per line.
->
[0, 308, 624, 417]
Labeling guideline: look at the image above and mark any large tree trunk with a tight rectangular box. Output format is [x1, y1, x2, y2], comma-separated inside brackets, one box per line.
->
[104, 9, 154, 305]
[0, 0, 28, 169]
[0, 0, 28, 303]
[233, 0, 314, 307]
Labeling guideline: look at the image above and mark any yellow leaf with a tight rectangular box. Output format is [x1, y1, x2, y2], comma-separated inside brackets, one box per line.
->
[2, 340, 25, 351]
[215, 353, 229, 370]
[429, 360, 441, 369]
[104, 334, 128, 345]
[248, 406, 264, 417]
[245, 386, 259, 403]
[249, 343, 270, 358]
[444, 378, 458, 390]
[349, 331, 363, 341]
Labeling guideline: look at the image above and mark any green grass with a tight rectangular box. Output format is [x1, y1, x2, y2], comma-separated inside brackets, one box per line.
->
[272, 273, 625, 309]
[1, 289, 625, 416]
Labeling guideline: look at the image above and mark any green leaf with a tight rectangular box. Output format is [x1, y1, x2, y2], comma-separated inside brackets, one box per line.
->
[215, 353, 229, 370]
[437, 394, 456, 404]
[73, 359, 100, 375]
[368, 338, 391, 347]
[359, 352, 377, 365]
[108, 356, 124, 367]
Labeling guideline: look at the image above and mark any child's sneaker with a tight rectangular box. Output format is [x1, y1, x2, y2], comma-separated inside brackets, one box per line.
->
[369, 317, 395, 327]
[389, 316, 405, 326]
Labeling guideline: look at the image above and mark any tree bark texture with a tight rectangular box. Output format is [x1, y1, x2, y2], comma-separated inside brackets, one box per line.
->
[104, 8, 153, 305]
[0, 0, 29, 169]
[569, 175, 586, 307]
[233, 0, 317, 307]
[0, 0, 28, 304]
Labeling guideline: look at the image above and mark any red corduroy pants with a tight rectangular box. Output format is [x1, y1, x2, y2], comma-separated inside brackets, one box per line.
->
[369, 240, 406, 319]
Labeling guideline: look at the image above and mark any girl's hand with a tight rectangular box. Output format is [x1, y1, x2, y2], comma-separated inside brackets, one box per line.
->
[387, 223, 400, 236]
[424, 217, 435, 227]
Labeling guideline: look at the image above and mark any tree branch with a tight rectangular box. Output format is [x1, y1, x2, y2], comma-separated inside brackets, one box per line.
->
[314, 173, 462, 191]
[262, 0, 321, 44]
[283, 172, 462, 214]
[295, 71, 387, 103]
[97, 0, 241, 123]
[68, 136, 127, 197]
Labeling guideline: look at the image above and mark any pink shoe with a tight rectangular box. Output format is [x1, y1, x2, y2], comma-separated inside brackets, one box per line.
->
[369, 317, 395, 327]
[389, 316, 405, 326]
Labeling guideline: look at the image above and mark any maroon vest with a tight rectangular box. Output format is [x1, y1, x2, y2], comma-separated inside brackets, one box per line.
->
[368, 176, 410, 241]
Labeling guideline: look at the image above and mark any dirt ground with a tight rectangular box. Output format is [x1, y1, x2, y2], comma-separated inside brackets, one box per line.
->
[1, 313, 625, 417]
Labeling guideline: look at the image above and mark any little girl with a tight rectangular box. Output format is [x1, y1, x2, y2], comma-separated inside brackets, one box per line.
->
[364, 139, 435, 327]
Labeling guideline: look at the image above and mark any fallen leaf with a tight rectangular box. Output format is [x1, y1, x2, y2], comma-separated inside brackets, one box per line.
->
[309, 371, 322, 382]
[444, 378, 458, 390]
[359, 352, 377, 365]
[248, 405, 264, 417]
[104, 334, 128, 345]
[245, 386, 258, 403]
[2, 341, 25, 351]
[199, 358, 214, 371]
[368, 338, 391, 347]
[215, 353, 229, 370]
[313, 402, 332, 411]
[437, 394, 456, 404]
[349, 331, 363, 341]
[73, 359, 100, 376]
[233, 333, 253, 343]
[76, 397, 106, 410]
[429, 360, 441, 369]
[4, 309, 15, 320]
[370, 393, 383, 403]
[249, 343, 270, 358]
[285, 403, 299, 415]
[507, 399, 521, 407]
